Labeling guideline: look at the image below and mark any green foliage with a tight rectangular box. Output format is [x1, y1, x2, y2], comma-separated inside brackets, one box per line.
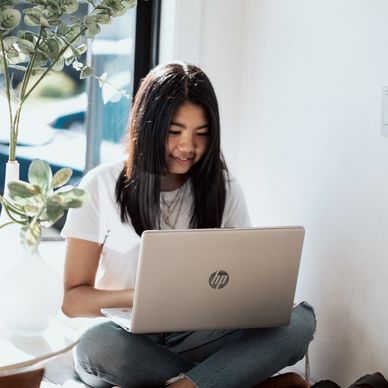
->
[0, 0, 136, 72]
[0, 0, 137, 161]
[0, 159, 88, 252]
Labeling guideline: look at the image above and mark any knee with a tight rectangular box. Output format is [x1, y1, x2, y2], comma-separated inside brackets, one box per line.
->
[75, 321, 114, 368]
[293, 302, 316, 341]
[75, 320, 133, 372]
[286, 302, 316, 362]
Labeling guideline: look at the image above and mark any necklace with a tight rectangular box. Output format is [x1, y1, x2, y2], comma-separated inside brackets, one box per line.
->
[160, 183, 186, 229]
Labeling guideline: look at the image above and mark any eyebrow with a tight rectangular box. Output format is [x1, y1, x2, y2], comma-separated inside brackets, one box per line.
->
[170, 121, 210, 130]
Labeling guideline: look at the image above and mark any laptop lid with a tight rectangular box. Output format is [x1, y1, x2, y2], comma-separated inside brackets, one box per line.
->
[128, 226, 305, 333]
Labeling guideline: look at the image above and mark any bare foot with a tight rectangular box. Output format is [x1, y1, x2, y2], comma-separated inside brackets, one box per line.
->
[167, 377, 196, 388]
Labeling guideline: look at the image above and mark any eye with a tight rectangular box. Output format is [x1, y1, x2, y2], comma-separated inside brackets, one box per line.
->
[196, 131, 209, 137]
[168, 130, 181, 136]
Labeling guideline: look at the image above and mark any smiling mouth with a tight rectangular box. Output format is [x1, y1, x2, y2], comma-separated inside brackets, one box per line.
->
[174, 156, 194, 163]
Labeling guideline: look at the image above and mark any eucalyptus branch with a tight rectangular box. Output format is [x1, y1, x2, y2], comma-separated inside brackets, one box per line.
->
[0, 32, 14, 160]
[20, 28, 44, 101]
[22, 26, 87, 103]
[0, 1, 137, 164]
[11, 30, 44, 155]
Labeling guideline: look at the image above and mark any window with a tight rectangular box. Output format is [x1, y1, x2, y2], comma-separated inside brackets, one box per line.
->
[0, 0, 161, 204]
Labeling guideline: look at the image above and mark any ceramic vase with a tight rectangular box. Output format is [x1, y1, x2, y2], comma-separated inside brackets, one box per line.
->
[0, 161, 23, 279]
[0, 249, 64, 336]
[0, 161, 63, 336]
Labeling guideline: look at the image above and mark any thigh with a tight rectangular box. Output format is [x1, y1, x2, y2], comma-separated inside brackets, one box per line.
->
[75, 320, 195, 388]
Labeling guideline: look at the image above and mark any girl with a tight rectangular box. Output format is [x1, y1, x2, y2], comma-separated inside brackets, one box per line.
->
[62, 62, 315, 388]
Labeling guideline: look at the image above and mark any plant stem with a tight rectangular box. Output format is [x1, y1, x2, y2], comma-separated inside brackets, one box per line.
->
[20, 29, 43, 102]
[0, 195, 26, 216]
[10, 28, 44, 159]
[22, 27, 87, 103]
[0, 220, 15, 230]
[0, 32, 15, 161]
[0, 202, 26, 224]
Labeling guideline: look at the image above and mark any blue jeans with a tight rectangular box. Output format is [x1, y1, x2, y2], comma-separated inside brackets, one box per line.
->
[74, 302, 316, 388]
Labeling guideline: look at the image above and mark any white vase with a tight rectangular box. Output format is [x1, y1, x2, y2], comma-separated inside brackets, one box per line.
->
[0, 161, 23, 280]
[0, 249, 64, 336]
[0, 161, 20, 222]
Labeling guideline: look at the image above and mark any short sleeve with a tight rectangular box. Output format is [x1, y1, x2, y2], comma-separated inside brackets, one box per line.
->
[61, 169, 110, 243]
[222, 177, 251, 227]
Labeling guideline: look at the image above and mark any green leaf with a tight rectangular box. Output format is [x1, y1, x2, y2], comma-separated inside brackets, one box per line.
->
[63, 0, 79, 14]
[17, 30, 38, 43]
[20, 223, 41, 252]
[0, 0, 18, 11]
[80, 65, 94, 79]
[55, 188, 87, 209]
[8, 181, 41, 200]
[3, 36, 18, 57]
[28, 159, 53, 194]
[31, 51, 47, 66]
[23, 8, 42, 26]
[62, 45, 74, 59]
[76, 43, 87, 55]
[63, 23, 81, 44]
[51, 57, 64, 71]
[69, 16, 82, 24]
[96, 11, 111, 25]
[56, 21, 67, 36]
[68, 44, 83, 58]
[16, 38, 35, 55]
[45, 0, 62, 14]
[52, 168, 72, 188]
[0, 9, 21, 30]
[43, 197, 65, 226]
[24, 204, 39, 217]
[100, 0, 126, 16]
[83, 15, 100, 39]
[39, 37, 60, 60]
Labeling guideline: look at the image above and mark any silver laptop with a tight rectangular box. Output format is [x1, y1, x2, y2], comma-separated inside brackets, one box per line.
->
[101, 226, 305, 333]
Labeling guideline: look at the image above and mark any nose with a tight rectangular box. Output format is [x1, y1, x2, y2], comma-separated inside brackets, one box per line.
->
[178, 132, 195, 153]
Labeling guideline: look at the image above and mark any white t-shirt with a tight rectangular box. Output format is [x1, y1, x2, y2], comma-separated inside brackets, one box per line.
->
[62, 160, 251, 290]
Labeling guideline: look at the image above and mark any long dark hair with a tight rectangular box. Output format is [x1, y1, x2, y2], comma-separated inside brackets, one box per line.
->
[115, 62, 227, 236]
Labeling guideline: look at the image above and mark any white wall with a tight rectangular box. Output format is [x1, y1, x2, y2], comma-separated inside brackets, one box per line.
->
[159, 0, 245, 169]
[163, 0, 388, 386]
[238, 1, 388, 385]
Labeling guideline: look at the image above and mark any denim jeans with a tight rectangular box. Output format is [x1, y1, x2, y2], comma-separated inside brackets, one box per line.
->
[74, 302, 316, 388]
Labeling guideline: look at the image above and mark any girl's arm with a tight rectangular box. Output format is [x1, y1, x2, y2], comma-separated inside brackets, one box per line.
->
[62, 237, 134, 317]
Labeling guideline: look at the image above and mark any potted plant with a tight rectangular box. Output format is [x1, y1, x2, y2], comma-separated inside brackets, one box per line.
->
[0, 159, 87, 336]
[0, 0, 135, 205]
[0, 0, 136, 335]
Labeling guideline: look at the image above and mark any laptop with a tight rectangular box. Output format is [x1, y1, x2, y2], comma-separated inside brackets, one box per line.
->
[101, 226, 305, 333]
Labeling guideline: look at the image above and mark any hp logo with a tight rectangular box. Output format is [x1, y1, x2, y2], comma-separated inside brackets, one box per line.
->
[209, 270, 230, 289]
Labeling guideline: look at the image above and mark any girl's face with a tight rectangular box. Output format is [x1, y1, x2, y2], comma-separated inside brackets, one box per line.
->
[164, 101, 209, 187]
